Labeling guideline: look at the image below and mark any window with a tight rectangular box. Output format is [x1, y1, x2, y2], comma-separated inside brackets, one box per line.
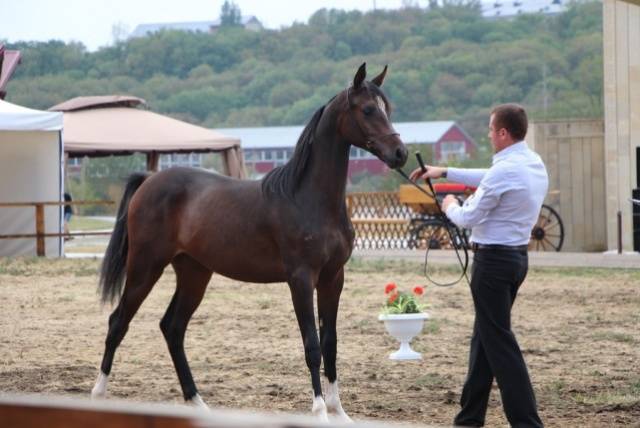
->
[440, 141, 467, 161]
[349, 148, 373, 159]
[67, 157, 82, 166]
[159, 153, 202, 170]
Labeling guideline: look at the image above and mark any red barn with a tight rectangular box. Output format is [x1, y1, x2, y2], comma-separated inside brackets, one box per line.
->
[219, 121, 475, 179]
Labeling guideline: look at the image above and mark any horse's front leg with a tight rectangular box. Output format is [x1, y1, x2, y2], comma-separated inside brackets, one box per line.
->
[287, 268, 328, 422]
[318, 268, 353, 423]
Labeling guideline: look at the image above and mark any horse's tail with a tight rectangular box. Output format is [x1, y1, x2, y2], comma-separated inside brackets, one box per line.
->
[99, 173, 148, 304]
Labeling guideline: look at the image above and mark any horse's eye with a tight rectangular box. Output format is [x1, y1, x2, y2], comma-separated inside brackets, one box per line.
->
[363, 106, 375, 116]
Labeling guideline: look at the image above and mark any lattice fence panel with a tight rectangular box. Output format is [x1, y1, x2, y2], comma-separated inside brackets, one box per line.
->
[351, 219, 411, 249]
[346, 192, 414, 220]
[347, 192, 415, 249]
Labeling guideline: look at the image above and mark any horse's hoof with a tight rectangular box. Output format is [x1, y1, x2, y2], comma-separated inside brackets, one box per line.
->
[314, 411, 330, 424]
[91, 372, 108, 399]
[187, 394, 209, 409]
[312, 396, 330, 423]
[90, 388, 105, 399]
[333, 412, 354, 424]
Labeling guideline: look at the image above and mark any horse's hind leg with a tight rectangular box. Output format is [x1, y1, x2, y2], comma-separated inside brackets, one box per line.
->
[318, 268, 352, 422]
[161, 254, 212, 407]
[91, 254, 167, 399]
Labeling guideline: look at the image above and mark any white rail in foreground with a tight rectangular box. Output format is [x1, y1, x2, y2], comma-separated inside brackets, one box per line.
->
[0, 394, 440, 428]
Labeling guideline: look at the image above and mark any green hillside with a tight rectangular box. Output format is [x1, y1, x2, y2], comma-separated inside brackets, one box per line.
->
[4, 0, 603, 144]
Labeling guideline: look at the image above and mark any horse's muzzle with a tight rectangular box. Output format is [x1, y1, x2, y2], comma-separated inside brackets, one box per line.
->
[384, 143, 408, 169]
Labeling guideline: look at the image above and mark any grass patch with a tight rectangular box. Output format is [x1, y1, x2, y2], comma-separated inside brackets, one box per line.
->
[424, 318, 441, 334]
[414, 372, 446, 387]
[572, 391, 640, 407]
[347, 257, 422, 274]
[591, 331, 637, 344]
[64, 245, 107, 254]
[530, 266, 640, 279]
[346, 257, 466, 278]
[69, 216, 114, 231]
[545, 379, 567, 402]
[0, 258, 100, 277]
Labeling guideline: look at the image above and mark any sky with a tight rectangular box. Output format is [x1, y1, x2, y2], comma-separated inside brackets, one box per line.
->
[1, 0, 419, 51]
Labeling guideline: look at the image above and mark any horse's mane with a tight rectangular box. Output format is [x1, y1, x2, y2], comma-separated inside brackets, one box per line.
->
[261, 103, 328, 199]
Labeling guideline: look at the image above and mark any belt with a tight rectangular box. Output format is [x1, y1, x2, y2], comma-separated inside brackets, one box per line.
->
[471, 243, 528, 252]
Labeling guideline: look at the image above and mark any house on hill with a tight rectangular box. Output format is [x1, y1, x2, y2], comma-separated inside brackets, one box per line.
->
[481, 0, 567, 19]
[130, 16, 263, 38]
[219, 121, 476, 178]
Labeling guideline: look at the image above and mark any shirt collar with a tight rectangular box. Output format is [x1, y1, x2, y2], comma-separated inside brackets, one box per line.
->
[493, 141, 527, 164]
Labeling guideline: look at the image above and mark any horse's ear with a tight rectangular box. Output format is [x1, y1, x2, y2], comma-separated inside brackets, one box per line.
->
[371, 65, 388, 87]
[353, 62, 366, 89]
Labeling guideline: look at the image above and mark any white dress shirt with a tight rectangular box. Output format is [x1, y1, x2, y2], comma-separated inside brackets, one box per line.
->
[445, 141, 549, 246]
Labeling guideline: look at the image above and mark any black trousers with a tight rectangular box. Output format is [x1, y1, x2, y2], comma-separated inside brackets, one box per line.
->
[453, 248, 543, 428]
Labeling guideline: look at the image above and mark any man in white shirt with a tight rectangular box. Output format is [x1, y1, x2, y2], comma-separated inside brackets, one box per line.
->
[411, 104, 546, 427]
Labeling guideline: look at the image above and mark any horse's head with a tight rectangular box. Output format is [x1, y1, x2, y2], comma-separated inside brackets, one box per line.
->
[338, 63, 408, 169]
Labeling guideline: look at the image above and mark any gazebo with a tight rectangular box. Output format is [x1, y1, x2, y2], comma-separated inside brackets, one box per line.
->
[49, 95, 245, 178]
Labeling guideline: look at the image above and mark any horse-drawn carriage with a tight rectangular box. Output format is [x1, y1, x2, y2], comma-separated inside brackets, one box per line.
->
[399, 182, 565, 252]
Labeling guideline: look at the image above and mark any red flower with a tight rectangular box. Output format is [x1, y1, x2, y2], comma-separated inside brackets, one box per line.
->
[388, 292, 399, 304]
[384, 282, 397, 295]
[413, 285, 425, 296]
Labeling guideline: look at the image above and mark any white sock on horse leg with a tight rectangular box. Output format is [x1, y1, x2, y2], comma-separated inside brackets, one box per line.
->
[326, 381, 353, 423]
[312, 394, 330, 423]
[187, 393, 209, 409]
[91, 371, 109, 398]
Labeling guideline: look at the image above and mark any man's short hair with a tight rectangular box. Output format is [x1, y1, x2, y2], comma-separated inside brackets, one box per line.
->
[491, 104, 528, 141]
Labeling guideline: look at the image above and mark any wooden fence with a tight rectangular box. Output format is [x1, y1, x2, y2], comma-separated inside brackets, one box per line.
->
[0, 195, 416, 255]
[528, 119, 607, 251]
[0, 200, 114, 256]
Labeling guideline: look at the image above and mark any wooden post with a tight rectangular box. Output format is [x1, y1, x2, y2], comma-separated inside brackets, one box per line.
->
[146, 152, 159, 172]
[35, 203, 45, 257]
[617, 210, 623, 254]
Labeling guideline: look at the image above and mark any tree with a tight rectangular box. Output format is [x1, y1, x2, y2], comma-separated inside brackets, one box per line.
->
[220, 1, 242, 27]
[6, 1, 604, 148]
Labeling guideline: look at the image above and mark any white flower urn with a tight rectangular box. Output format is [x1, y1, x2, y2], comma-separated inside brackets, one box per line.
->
[378, 312, 430, 360]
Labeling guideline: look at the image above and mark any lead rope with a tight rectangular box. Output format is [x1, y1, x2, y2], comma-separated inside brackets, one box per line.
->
[345, 85, 468, 285]
[395, 154, 470, 287]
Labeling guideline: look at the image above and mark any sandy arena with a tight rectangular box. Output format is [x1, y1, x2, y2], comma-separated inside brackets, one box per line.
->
[0, 257, 638, 427]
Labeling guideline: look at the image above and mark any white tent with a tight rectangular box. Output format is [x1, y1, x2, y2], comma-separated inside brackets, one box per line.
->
[0, 99, 64, 257]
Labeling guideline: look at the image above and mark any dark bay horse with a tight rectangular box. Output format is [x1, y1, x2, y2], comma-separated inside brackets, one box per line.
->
[91, 63, 407, 421]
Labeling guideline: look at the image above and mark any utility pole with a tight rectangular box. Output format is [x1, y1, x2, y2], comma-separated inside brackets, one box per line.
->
[542, 62, 548, 117]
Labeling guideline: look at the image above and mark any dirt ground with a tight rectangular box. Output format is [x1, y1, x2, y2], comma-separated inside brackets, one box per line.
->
[0, 257, 638, 427]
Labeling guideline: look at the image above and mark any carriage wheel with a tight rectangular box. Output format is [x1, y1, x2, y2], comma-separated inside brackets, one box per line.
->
[529, 204, 564, 252]
[408, 221, 455, 250]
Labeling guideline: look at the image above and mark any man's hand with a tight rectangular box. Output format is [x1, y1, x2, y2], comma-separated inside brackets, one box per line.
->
[442, 194, 459, 212]
[409, 165, 447, 182]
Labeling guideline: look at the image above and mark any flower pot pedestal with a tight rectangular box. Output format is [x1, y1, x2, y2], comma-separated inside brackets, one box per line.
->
[378, 312, 429, 360]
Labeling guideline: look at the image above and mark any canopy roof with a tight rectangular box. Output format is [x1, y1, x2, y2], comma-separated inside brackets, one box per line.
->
[0, 98, 62, 131]
[49, 95, 145, 112]
[50, 96, 240, 156]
